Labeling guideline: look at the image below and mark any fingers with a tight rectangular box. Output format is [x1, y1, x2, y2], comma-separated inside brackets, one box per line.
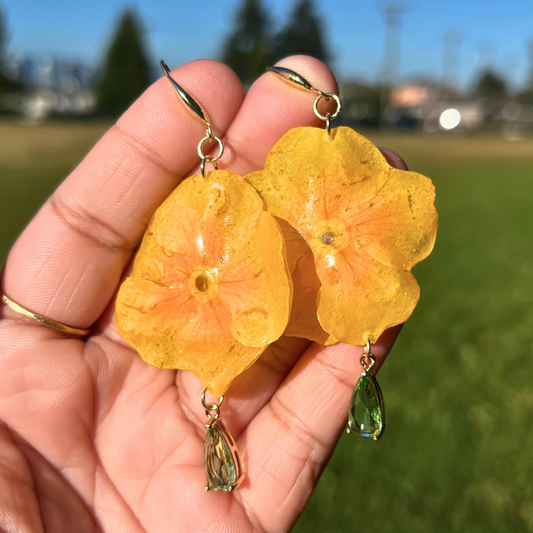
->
[193, 54, 339, 176]
[379, 147, 409, 170]
[234, 149, 410, 530]
[237, 325, 401, 532]
[0, 425, 43, 533]
[2, 59, 244, 327]
[176, 335, 311, 435]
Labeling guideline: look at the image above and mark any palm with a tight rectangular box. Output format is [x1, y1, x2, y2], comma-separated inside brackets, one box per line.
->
[0, 56, 403, 533]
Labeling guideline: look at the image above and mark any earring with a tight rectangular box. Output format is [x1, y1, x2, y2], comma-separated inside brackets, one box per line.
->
[346, 340, 385, 440]
[115, 61, 292, 491]
[245, 66, 438, 441]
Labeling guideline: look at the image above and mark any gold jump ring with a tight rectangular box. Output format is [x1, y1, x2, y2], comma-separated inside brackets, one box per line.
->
[313, 93, 341, 122]
[197, 136, 224, 163]
[201, 387, 224, 411]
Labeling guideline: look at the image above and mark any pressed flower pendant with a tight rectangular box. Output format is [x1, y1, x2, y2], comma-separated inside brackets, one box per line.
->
[115, 64, 292, 398]
[115, 62, 291, 493]
[247, 68, 438, 348]
[115, 169, 292, 397]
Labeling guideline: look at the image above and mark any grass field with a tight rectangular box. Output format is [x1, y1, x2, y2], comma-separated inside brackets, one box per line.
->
[1, 122, 533, 532]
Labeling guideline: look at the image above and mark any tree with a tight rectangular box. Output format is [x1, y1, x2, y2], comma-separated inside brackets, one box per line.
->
[0, 5, 22, 94]
[274, 0, 331, 64]
[221, 0, 274, 88]
[0, 5, 9, 92]
[96, 9, 151, 116]
[473, 69, 507, 100]
[0, 5, 6, 73]
[519, 40, 533, 105]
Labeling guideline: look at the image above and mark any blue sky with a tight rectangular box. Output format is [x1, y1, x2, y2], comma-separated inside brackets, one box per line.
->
[3, 0, 533, 89]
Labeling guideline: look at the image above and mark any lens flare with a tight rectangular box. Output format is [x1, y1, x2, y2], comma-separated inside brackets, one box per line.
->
[439, 108, 461, 130]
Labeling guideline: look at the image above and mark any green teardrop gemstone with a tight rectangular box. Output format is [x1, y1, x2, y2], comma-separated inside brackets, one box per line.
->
[204, 420, 239, 491]
[347, 370, 385, 440]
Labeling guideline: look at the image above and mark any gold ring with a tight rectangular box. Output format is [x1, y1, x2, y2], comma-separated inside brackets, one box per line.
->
[1, 294, 91, 336]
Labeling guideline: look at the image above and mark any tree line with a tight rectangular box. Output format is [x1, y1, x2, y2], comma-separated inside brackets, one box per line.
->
[221, 0, 330, 88]
[0, 0, 330, 117]
[96, 0, 330, 114]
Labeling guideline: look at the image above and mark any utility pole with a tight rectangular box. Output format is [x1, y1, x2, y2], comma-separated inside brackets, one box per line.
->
[379, 2, 407, 126]
[527, 39, 533, 89]
[381, 2, 406, 87]
[504, 54, 519, 95]
[442, 30, 462, 91]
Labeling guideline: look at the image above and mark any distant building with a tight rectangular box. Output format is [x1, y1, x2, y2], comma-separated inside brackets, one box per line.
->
[390, 80, 533, 137]
[9, 55, 96, 120]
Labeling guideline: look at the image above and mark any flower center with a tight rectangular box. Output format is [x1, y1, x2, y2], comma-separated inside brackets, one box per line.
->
[321, 231, 337, 245]
[309, 219, 349, 259]
[189, 267, 219, 303]
[195, 274, 210, 292]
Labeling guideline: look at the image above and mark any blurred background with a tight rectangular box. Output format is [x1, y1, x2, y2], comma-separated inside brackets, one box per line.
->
[0, 0, 532, 531]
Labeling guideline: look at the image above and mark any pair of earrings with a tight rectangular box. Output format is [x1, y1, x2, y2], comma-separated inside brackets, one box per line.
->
[115, 62, 438, 492]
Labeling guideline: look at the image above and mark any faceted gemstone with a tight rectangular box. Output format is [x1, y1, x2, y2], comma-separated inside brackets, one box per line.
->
[347, 370, 385, 440]
[204, 420, 240, 491]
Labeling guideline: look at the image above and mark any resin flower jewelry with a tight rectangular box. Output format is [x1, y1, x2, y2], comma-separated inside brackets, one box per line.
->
[116, 61, 436, 495]
[116, 62, 292, 491]
[246, 66, 438, 441]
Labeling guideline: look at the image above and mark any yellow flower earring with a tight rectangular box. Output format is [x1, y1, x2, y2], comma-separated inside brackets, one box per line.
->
[115, 60, 437, 497]
[246, 67, 438, 441]
[116, 62, 293, 491]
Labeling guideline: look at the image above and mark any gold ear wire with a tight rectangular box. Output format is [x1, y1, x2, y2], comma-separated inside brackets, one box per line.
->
[160, 60, 212, 133]
[161, 60, 223, 176]
[266, 65, 342, 134]
[266, 65, 330, 99]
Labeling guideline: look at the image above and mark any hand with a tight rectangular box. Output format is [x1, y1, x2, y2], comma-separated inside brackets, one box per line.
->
[0, 56, 404, 533]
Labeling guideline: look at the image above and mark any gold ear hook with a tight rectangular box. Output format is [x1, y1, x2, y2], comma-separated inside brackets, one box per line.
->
[265, 66, 331, 99]
[160, 60, 212, 136]
[265, 65, 342, 134]
[161, 60, 224, 176]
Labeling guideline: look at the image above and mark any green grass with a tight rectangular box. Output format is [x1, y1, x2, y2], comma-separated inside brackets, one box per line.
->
[294, 135, 533, 533]
[1, 123, 532, 531]
[0, 121, 109, 263]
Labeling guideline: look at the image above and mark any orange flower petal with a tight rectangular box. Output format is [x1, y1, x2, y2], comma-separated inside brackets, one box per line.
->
[317, 247, 420, 345]
[276, 218, 337, 345]
[206, 343, 267, 397]
[117, 277, 233, 361]
[116, 169, 292, 394]
[132, 232, 190, 284]
[246, 126, 391, 234]
[346, 168, 438, 270]
[218, 211, 292, 347]
[117, 276, 265, 396]
[247, 126, 437, 346]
